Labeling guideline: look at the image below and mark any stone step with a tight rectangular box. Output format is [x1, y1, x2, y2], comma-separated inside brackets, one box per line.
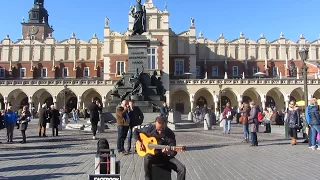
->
[168, 121, 203, 130]
[65, 124, 86, 130]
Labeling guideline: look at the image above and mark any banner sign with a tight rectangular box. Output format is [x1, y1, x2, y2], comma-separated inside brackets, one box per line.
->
[88, 174, 121, 180]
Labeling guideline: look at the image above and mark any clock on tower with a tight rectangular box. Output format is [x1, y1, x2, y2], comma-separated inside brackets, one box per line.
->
[21, 0, 53, 40]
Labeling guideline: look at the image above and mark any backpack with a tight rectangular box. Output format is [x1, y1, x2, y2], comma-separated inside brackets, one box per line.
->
[257, 112, 263, 122]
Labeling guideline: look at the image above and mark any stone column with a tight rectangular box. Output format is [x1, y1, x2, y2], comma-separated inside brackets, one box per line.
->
[237, 94, 243, 112]
[53, 95, 57, 109]
[102, 95, 107, 107]
[77, 95, 82, 109]
[4, 96, 8, 110]
[188, 94, 194, 121]
[213, 95, 219, 114]
[238, 101, 242, 112]
[284, 94, 290, 110]
[29, 102, 33, 111]
[261, 94, 266, 110]
[165, 91, 170, 107]
[27, 96, 32, 112]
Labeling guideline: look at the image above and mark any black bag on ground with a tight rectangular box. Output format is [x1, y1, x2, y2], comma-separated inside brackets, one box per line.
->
[97, 138, 110, 153]
[97, 138, 110, 174]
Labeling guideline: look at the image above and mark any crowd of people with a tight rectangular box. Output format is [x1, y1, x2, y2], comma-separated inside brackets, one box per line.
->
[0, 97, 105, 143]
[215, 98, 320, 149]
[0, 104, 61, 144]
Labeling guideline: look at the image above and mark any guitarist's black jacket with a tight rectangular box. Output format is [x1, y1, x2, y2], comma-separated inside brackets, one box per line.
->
[133, 124, 177, 157]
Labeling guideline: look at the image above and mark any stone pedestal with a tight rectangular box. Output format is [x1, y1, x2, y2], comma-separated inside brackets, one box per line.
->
[125, 36, 150, 73]
[98, 114, 104, 133]
[188, 112, 193, 121]
[203, 113, 212, 130]
[58, 119, 63, 130]
[168, 111, 181, 124]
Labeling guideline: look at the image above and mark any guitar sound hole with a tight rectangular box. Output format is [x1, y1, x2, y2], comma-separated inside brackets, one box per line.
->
[151, 140, 153, 142]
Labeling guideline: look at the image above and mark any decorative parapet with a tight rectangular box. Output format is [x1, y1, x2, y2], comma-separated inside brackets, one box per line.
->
[0, 79, 115, 86]
[170, 78, 320, 85]
[2, 78, 320, 86]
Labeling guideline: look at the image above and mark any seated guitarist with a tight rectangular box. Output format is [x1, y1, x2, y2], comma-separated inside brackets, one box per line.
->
[133, 116, 186, 180]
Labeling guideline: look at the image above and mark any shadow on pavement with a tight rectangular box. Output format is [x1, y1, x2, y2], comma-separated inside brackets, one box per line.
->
[0, 151, 53, 158]
[1, 152, 94, 161]
[1, 172, 84, 180]
[186, 144, 228, 151]
[26, 137, 87, 143]
[256, 142, 292, 147]
[0, 143, 79, 150]
[0, 163, 80, 172]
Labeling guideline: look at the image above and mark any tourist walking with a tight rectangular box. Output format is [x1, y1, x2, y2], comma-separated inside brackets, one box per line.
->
[4, 106, 18, 143]
[222, 102, 234, 134]
[87, 98, 102, 140]
[240, 102, 251, 142]
[116, 99, 130, 155]
[71, 108, 78, 123]
[263, 107, 273, 133]
[127, 100, 144, 153]
[49, 105, 60, 137]
[38, 104, 48, 137]
[17, 106, 31, 143]
[285, 101, 300, 145]
[160, 102, 169, 120]
[305, 98, 320, 150]
[248, 101, 259, 146]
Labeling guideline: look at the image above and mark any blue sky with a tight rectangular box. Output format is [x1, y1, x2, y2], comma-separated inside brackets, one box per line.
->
[0, 0, 319, 42]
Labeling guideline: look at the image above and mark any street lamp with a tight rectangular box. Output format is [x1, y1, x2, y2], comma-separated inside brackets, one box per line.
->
[298, 46, 309, 106]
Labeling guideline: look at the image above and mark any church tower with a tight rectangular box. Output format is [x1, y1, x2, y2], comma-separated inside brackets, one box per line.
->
[21, 0, 54, 40]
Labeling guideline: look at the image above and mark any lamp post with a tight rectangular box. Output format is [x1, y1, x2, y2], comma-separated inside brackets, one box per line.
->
[298, 46, 309, 106]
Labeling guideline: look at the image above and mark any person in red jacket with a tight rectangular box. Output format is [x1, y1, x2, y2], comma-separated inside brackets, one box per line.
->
[222, 103, 234, 134]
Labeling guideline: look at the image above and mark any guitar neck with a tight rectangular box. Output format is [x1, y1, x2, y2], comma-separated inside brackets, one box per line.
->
[148, 144, 175, 151]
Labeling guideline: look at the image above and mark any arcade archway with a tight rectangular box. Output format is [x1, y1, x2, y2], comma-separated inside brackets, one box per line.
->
[242, 88, 262, 107]
[56, 88, 77, 112]
[171, 90, 190, 114]
[290, 88, 304, 102]
[266, 88, 285, 110]
[81, 88, 102, 109]
[7, 89, 28, 111]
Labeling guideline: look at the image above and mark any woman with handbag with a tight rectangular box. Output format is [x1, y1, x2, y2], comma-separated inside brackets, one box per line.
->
[240, 103, 251, 142]
[285, 101, 300, 145]
[18, 106, 31, 144]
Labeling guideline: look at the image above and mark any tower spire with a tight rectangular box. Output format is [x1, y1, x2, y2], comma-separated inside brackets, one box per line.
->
[21, 0, 53, 40]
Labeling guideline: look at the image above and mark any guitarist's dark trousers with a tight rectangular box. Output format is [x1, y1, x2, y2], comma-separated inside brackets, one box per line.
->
[144, 154, 186, 180]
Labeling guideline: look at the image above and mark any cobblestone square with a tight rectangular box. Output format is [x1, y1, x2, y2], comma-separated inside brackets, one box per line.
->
[0, 120, 319, 180]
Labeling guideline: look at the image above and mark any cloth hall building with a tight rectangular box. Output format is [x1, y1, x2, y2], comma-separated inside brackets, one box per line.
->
[0, 0, 320, 114]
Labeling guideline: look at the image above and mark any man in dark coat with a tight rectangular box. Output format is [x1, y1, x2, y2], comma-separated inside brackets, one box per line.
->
[49, 105, 60, 137]
[127, 100, 144, 152]
[38, 104, 48, 137]
[87, 98, 102, 140]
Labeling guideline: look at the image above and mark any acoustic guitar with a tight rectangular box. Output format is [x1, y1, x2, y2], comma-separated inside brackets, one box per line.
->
[135, 133, 186, 157]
